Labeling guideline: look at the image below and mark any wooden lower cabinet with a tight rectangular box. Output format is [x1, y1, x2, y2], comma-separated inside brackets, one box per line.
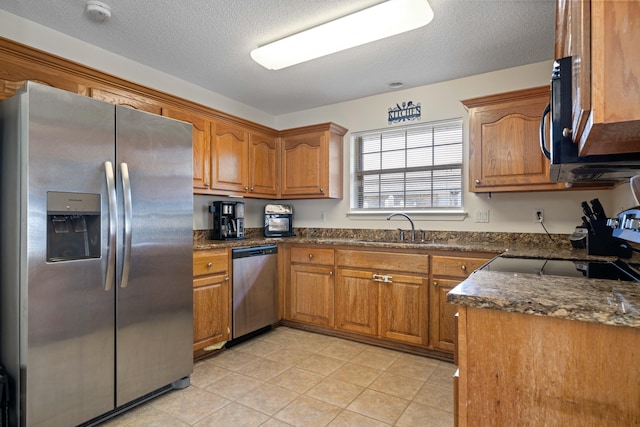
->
[335, 250, 429, 346]
[193, 249, 231, 355]
[334, 269, 378, 335]
[430, 254, 491, 352]
[284, 245, 503, 357]
[378, 272, 426, 345]
[455, 306, 640, 426]
[286, 246, 335, 327]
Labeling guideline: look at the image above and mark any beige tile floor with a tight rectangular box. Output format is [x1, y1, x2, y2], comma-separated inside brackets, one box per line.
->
[103, 327, 455, 426]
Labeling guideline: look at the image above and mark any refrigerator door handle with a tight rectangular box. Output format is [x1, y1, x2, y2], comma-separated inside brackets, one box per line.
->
[104, 161, 117, 291]
[120, 162, 133, 288]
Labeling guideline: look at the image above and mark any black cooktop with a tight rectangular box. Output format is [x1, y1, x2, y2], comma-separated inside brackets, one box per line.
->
[480, 256, 639, 282]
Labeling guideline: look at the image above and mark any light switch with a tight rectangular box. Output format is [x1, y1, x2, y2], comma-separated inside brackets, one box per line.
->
[475, 209, 489, 223]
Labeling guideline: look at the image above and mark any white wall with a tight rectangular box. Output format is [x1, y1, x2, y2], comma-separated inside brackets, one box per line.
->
[3, 11, 627, 234]
[269, 61, 620, 235]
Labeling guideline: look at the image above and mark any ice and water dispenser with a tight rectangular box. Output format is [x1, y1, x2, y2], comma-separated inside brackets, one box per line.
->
[46, 192, 101, 262]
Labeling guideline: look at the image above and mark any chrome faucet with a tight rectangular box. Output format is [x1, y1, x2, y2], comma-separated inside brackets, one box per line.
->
[386, 212, 416, 241]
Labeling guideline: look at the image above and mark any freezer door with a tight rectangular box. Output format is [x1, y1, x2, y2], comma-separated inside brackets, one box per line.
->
[22, 83, 116, 426]
[114, 105, 193, 405]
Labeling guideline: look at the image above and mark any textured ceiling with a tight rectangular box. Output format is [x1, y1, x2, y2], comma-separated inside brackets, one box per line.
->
[0, 0, 556, 115]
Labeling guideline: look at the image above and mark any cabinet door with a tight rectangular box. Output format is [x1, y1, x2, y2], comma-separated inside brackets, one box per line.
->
[211, 121, 249, 193]
[430, 278, 459, 352]
[431, 255, 491, 353]
[1, 79, 80, 101]
[559, 1, 640, 156]
[466, 87, 563, 192]
[193, 273, 230, 352]
[289, 264, 334, 327]
[335, 268, 378, 336]
[248, 132, 279, 197]
[568, 0, 591, 148]
[378, 273, 427, 345]
[88, 87, 161, 115]
[281, 131, 327, 197]
[163, 108, 211, 191]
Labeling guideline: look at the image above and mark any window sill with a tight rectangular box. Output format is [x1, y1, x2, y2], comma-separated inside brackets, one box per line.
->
[346, 210, 467, 221]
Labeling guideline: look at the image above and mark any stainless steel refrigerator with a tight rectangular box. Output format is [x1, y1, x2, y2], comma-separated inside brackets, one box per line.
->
[0, 82, 194, 426]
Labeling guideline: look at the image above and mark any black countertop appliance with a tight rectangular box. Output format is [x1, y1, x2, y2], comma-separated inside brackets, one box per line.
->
[210, 201, 244, 240]
[569, 198, 632, 258]
[264, 204, 293, 237]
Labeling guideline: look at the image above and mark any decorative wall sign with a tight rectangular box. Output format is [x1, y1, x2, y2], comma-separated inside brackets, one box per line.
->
[388, 101, 421, 124]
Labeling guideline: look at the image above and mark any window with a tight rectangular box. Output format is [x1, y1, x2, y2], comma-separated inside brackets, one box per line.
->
[352, 118, 463, 212]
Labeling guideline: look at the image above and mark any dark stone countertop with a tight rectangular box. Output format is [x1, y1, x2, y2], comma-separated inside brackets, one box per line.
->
[193, 228, 583, 257]
[447, 269, 640, 328]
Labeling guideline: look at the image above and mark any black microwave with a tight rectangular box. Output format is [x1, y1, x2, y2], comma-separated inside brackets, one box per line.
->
[540, 56, 640, 183]
[264, 204, 294, 237]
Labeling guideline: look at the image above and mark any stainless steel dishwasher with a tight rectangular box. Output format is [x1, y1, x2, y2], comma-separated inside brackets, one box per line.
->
[231, 245, 278, 339]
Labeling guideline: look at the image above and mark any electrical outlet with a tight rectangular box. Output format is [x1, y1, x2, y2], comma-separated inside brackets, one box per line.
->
[533, 209, 544, 223]
[475, 209, 490, 223]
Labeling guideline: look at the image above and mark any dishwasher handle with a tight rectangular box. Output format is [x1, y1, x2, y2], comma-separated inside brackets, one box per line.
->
[232, 245, 278, 259]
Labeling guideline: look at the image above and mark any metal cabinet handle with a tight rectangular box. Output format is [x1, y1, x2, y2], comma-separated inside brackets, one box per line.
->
[244, 186, 248, 191]
[433, 281, 438, 287]
[475, 179, 480, 184]
[461, 265, 467, 271]
[329, 271, 333, 276]
[319, 188, 324, 193]
[372, 273, 393, 283]
[250, 186, 254, 191]
[207, 262, 213, 268]
[225, 277, 230, 281]
[308, 254, 313, 259]
[104, 161, 117, 291]
[120, 162, 132, 289]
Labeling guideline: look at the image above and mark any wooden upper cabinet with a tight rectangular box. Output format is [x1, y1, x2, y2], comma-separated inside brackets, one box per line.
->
[0, 45, 82, 101]
[162, 108, 212, 191]
[463, 86, 570, 192]
[211, 121, 249, 194]
[86, 86, 162, 115]
[0, 38, 349, 199]
[280, 123, 347, 199]
[556, 0, 640, 156]
[248, 132, 279, 198]
[0, 78, 78, 101]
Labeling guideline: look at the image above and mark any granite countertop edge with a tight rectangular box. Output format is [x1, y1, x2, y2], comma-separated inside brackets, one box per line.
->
[193, 236, 587, 258]
[447, 270, 640, 328]
[193, 237, 507, 253]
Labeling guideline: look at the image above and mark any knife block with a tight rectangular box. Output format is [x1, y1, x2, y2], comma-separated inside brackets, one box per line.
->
[587, 233, 632, 258]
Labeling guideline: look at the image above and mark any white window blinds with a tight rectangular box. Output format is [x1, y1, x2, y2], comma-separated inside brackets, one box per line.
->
[353, 118, 463, 210]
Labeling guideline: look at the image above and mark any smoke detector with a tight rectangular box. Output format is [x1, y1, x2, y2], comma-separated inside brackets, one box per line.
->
[85, 1, 111, 22]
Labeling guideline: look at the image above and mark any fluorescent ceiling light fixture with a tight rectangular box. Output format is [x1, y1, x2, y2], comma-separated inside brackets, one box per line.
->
[251, 0, 434, 70]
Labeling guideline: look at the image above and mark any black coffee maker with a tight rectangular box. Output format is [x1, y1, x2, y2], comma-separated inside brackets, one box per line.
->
[210, 201, 245, 240]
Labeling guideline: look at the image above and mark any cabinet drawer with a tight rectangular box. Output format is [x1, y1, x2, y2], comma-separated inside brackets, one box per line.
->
[337, 250, 428, 274]
[432, 256, 489, 278]
[193, 250, 229, 277]
[290, 246, 335, 265]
